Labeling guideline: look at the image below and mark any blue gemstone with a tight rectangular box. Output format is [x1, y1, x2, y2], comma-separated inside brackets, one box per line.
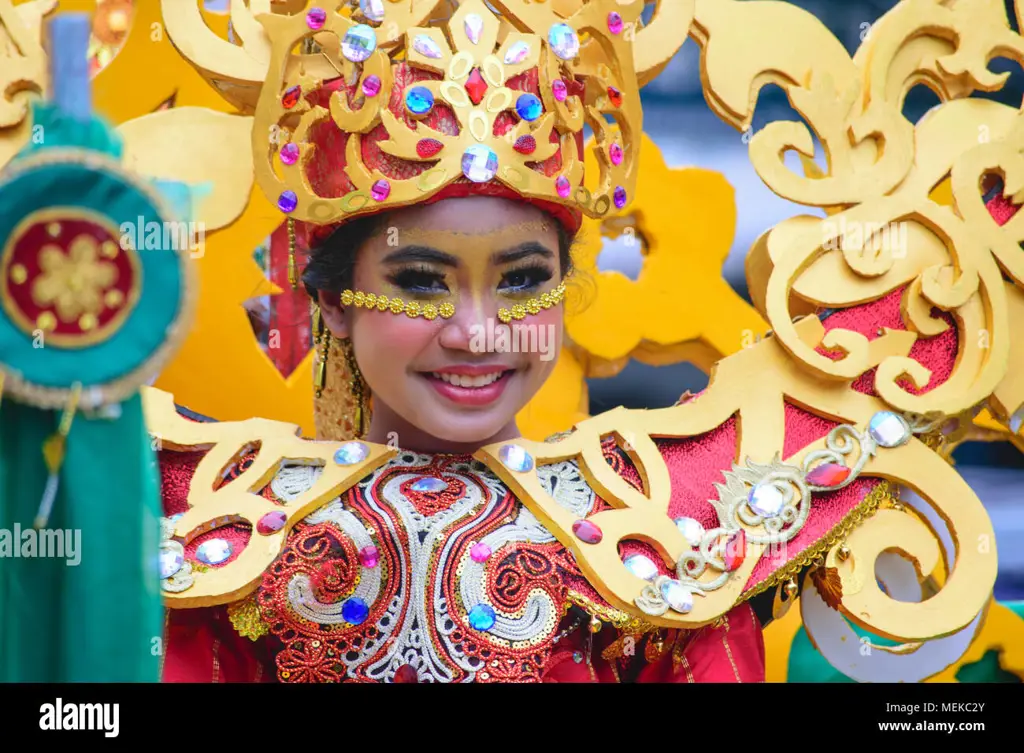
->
[515, 93, 543, 121]
[405, 86, 435, 115]
[468, 603, 496, 631]
[410, 476, 448, 493]
[334, 441, 369, 465]
[342, 597, 370, 625]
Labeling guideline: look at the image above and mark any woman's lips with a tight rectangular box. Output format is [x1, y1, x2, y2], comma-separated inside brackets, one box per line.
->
[421, 369, 515, 406]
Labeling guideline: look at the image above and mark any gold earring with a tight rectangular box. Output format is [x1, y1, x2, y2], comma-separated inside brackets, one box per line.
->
[312, 304, 329, 397]
[338, 336, 369, 437]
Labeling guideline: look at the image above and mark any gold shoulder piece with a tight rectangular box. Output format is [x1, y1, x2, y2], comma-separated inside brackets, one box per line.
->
[476, 319, 997, 643]
[143, 386, 397, 608]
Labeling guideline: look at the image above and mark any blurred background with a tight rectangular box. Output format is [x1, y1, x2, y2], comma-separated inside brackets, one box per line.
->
[590, 0, 1024, 601]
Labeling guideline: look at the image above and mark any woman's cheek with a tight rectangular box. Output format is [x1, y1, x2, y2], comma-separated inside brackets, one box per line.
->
[354, 314, 434, 384]
[523, 307, 563, 369]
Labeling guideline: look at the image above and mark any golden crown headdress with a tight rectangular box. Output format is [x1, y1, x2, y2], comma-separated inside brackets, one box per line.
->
[175, 0, 687, 232]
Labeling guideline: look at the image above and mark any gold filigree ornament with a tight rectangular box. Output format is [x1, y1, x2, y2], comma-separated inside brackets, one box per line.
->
[161, 0, 689, 226]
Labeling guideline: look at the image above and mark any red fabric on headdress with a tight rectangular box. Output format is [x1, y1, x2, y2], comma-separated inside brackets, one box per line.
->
[299, 63, 584, 247]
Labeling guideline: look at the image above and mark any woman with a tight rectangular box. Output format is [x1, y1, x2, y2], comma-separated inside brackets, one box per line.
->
[160, 195, 770, 683]
[151, 1, 979, 684]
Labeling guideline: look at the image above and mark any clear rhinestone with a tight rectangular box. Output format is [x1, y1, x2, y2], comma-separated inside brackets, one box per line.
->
[196, 538, 232, 566]
[673, 517, 705, 547]
[461, 144, 499, 183]
[410, 476, 448, 492]
[868, 411, 910, 448]
[342, 24, 377, 62]
[359, 0, 385, 22]
[498, 443, 533, 472]
[623, 554, 658, 581]
[334, 441, 369, 465]
[412, 34, 443, 59]
[548, 23, 580, 60]
[748, 482, 786, 518]
[464, 13, 484, 44]
[159, 542, 184, 579]
[660, 580, 694, 614]
[504, 41, 531, 64]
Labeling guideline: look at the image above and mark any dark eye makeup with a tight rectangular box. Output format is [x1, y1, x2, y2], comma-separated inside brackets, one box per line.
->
[384, 262, 556, 297]
[498, 264, 554, 293]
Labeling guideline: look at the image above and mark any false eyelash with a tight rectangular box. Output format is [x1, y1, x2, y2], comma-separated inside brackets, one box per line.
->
[387, 265, 450, 294]
[499, 264, 555, 293]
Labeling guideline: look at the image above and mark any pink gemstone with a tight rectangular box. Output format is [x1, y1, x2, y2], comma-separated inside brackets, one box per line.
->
[279, 142, 299, 165]
[256, 511, 287, 535]
[607, 12, 623, 34]
[362, 75, 382, 97]
[371, 179, 391, 201]
[723, 529, 746, 572]
[552, 79, 567, 101]
[393, 664, 418, 683]
[470, 542, 492, 563]
[806, 462, 851, 487]
[609, 143, 623, 165]
[572, 519, 603, 544]
[555, 176, 571, 198]
[306, 7, 326, 30]
[359, 545, 380, 568]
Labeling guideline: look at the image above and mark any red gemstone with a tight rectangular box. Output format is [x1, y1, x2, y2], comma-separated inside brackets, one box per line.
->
[393, 664, 419, 683]
[806, 462, 851, 487]
[282, 85, 301, 109]
[572, 519, 603, 544]
[607, 86, 623, 107]
[416, 138, 444, 158]
[256, 511, 287, 535]
[464, 68, 488, 105]
[723, 529, 746, 572]
[513, 135, 537, 154]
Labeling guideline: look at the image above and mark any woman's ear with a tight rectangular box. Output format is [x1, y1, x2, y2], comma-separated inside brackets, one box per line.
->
[317, 290, 349, 339]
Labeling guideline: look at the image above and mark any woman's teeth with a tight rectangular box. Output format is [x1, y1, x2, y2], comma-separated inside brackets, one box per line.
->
[432, 371, 505, 388]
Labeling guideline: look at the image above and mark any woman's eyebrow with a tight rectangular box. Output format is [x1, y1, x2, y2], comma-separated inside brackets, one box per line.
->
[491, 242, 555, 265]
[382, 246, 460, 266]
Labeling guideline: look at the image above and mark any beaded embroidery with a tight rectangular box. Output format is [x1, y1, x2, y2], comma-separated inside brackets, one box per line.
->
[257, 451, 597, 683]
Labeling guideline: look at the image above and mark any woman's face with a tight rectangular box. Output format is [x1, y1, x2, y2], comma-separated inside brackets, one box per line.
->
[319, 196, 566, 451]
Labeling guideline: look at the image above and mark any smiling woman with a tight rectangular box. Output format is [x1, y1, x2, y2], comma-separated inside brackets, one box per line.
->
[303, 196, 575, 453]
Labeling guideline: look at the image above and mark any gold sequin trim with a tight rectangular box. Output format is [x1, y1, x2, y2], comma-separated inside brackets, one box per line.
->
[565, 590, 657, 634]
[738, 479, 895, 602]
[227, 594, 269, 641]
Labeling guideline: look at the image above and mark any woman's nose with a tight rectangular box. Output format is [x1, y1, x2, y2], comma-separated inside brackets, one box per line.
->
[437, 295, 493, 351]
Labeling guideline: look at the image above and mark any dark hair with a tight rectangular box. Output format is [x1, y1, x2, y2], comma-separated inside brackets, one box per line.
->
[302, 210, 577, 299]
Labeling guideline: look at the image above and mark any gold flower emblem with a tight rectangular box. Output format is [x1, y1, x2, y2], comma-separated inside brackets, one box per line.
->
[32, 236, 119, 322]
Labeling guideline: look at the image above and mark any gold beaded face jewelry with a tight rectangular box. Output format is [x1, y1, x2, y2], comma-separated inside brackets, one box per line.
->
[497, 282, 567, 324]
[340, 289, 456, 321]
[339, 282, 568, 324]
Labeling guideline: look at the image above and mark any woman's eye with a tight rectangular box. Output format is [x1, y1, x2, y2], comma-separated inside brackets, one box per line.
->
[390, 270, 448, 293]
[499, 266, 553, 292]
